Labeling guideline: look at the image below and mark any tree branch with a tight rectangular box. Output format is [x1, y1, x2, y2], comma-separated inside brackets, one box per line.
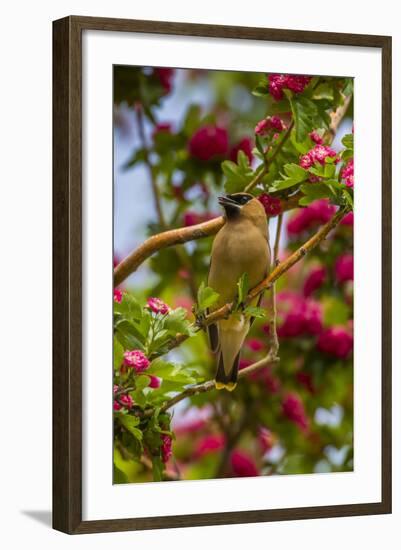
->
[114, 195, 300, 287]
[114, 95, 351, 287]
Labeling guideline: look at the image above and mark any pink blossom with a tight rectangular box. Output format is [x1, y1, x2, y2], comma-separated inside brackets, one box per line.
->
[282, 393, 309, 431]
[335, 254, 354, 284]
[341, 212, 354, 226]
[309, 130, 323, 144]
[161, 434, 173, 463]
[154, 68, 175, 94]
[303, 265, 326, 297]
[258, 193, 282, 217]
[114, 289, 123, 303]
[255, 115, 285, 136]
[245, 338, 264, 352]
[299, 144, 338, 169]
[341, 158, 354, 188]
[230, 449, 259, 477]
[230, 137, 253, 163]
[194, 434, 225, 458]
[119, 394, 134, 409]
[148, 375, 161, 389]
[123, 350, 150, 372]
[113, 400, 122, 411]
[113, 385, 119, 394]
[147, 297, 170, 315]
[317, 326, 353, 359]
[287, 199, 336, 236]
[189, 125, 228, 161]
[277, 291, 322, 338]
[258, 427, 274, 454]
[268, 74, 311, 100]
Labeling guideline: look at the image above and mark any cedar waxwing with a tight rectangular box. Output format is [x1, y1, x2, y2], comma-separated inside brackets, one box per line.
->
[207, 193, 271, 391]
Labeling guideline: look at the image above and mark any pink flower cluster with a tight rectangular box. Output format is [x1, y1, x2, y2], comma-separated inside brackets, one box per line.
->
[299, 144, 338, 169]
[114, 288, 123, 303]
[161, 434, 173, 463]
[123, 350, 150, 372]
[335, 254, 354, 284]
[309, 130, 324, 145]
[303, 265, 326, 297]
[189, 125, 228, 161]
[282, 393, 309, 431]
[229, 137, 253, 163]
[255, 115, 286, 136]
[258, 193, 282, 217]
[230, 449, 259, 477]
[341, 158, 354, 188]
[268, 74, 312, 100]
[147, 297, 170, 315]
[317, 326, 353, 359]
[154, 68, 175, 94]
[287, 199, 336, 236]
[276, 291, 322, 338]
[113, 386, 134, 412]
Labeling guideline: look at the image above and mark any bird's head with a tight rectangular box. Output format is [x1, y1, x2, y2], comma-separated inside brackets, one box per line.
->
[218, 193, 265, 222]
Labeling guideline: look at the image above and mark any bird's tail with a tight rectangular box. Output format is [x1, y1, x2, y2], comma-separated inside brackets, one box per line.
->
[214, 351, 240, 391]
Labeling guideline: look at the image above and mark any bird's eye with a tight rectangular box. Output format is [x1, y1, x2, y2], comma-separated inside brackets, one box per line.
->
[237, 194, 252, 204]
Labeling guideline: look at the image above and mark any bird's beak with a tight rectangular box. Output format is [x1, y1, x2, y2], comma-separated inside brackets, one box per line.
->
[218, 195, 241, 211]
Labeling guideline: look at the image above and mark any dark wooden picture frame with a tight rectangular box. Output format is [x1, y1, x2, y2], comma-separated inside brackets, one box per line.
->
[53, 15, 392, 534]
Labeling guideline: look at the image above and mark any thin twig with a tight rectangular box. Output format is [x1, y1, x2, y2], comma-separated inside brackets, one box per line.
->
[135, 106, 166, 228]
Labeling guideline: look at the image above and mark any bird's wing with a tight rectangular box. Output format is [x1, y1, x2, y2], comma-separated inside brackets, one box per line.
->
[206, 308, 219, 353]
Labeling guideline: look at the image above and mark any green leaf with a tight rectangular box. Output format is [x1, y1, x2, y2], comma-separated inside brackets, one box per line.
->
[114, 293, 142, 320]
[151, 456, 164, 482]
[237, 273, 249, 305]
[162, 307, 192, 335]
[271, 163, 308, 191]
[299, 183, 336, 205]
[135, 375, 151, 390]
[113, 338, 124, 371]
[341, 133, 353, 151]
[343, 189, 354, 209]
[244, 306, 267, 319]
[197, 282, 220, 311]
[342, 78, 354, 97]
[312, 82, 334, 101]
[119, 414, 143, 440]
[147, 360, 198, 384]
[290, 96, 318, 142]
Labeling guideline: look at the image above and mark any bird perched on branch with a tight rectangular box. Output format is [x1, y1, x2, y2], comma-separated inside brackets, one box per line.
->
[208, 193, 271, 391]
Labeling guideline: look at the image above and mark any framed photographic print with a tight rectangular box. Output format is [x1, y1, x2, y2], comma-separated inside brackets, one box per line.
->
[53, 16, 392, 534]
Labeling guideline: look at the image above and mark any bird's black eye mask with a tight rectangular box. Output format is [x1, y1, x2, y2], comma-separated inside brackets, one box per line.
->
[228, 193, 253, 205]
[218, 193, 253, 218]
